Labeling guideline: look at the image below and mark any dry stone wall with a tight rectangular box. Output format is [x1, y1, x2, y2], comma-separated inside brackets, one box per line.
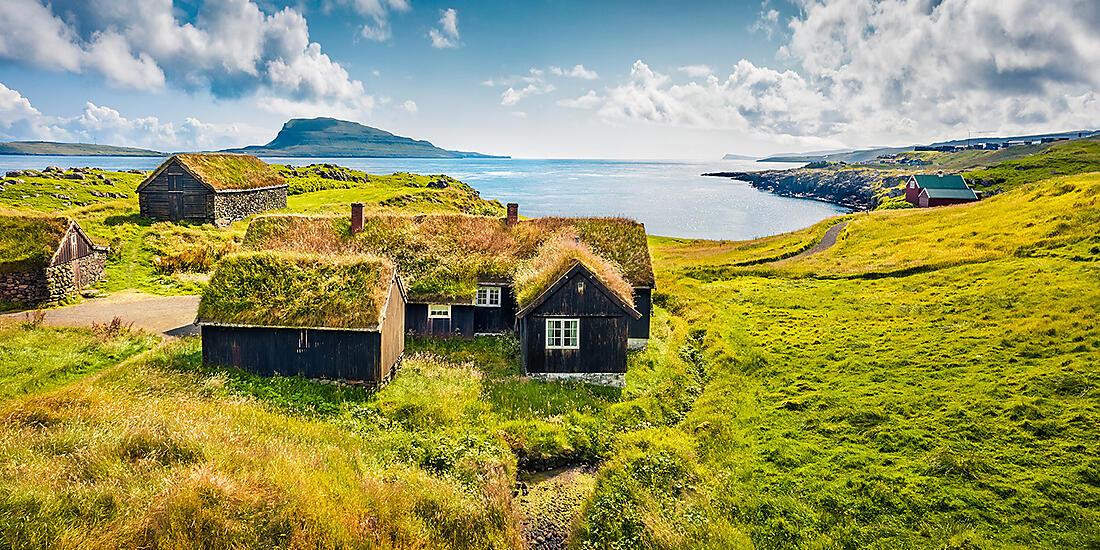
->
[0, 251, 107, 306]
[527, 372, 625, 388]
[212, 187, 287, 226]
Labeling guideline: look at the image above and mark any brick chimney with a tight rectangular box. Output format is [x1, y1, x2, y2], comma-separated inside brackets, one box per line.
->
[350, 202, 365, 234]
[506, 203, 518, 226]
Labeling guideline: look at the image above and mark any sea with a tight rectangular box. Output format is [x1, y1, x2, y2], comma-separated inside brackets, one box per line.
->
[0, 155, 844, 241]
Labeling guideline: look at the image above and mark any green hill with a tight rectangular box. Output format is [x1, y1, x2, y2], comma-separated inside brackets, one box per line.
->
[222, 117, 507, 158]
[0, 141, 162, 156]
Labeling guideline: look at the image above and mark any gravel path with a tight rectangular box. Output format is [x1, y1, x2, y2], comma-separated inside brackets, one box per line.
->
[0, 292, 200, 336]
[775, 221, 849, 264]
[516, 465, 597, 549]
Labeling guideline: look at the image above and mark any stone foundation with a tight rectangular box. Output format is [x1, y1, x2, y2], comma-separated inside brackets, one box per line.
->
[212, 186, 287, 226]
[0, 251, 107, 306]
[527, 372, 626, 388]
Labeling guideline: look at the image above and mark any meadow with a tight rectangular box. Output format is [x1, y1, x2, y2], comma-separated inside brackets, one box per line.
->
[1, 154, 1098, 548]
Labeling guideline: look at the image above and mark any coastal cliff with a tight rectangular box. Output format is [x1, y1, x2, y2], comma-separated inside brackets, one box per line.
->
[703, 167, 909, 210]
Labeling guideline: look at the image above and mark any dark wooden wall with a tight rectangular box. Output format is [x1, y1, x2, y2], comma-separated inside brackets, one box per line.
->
[202, 325, 385, 383]
[405, 304, 475, 337]
[473, 285, 516, 334]
[519, 268, 630, 374]
[379, 278, 406, 381]
[139, 160, 212, 222]
[629, 287, 652, 340]
[51, 225, 96, 266]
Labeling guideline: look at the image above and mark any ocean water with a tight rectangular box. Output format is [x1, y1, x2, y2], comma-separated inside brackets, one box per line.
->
[0, 155, 842, 240]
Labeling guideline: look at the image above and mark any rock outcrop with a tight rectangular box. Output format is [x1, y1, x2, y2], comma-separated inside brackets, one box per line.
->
[704, 167, 910, 210]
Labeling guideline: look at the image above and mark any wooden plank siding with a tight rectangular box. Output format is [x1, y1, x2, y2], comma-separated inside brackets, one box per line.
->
[518, 265, 635, 375]
[139, 159, 212, 222]
[50, 224, 98, 266]
[628, 287, 652, 340]
[473, 284, 516, 334]
[201, 325, 385, 382]
[379, 277, 406, 382]
[405, 303, 476, 338]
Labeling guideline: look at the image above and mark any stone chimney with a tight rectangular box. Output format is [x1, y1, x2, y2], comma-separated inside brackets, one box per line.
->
[506, 203, 519, 226]
[350, 202, 364, 234]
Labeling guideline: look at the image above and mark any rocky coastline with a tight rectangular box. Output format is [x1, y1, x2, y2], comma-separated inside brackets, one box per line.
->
[703, 168, 909, 210]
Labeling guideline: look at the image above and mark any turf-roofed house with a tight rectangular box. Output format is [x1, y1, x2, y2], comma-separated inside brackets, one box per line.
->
[242, 203, 655, 386]
[904, 173, 980, 207]
[0, 214, 108, 305]
[196, 251, 406, 385]
[137, 153, 288, 225]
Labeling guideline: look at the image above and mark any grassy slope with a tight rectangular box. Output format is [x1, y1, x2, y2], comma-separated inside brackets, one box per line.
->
[570, 172, 1099, 549]
[0, 167, 501, 298]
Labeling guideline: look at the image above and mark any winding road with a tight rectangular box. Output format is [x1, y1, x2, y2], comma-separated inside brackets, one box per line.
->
[0, 292, 200, 336]
[774, 221, 849, 264]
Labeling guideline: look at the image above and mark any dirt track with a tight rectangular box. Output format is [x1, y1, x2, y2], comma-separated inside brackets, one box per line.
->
[0, 292, 200, 336]
[774, 221, 849, 264]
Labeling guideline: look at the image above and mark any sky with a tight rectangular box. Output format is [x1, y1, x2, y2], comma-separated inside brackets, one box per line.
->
[0, 0, 1097, 159]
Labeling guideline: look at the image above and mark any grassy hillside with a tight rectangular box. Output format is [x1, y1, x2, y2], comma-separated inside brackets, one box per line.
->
[0, 165, 503, 299]
[0, 141, 162, 156]
[964, 136, 1100, 191]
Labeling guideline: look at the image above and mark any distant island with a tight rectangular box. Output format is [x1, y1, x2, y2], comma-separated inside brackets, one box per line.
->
[721, 153, 758, 161]
[221, 117, 507, 158]
[0, 141, 163, 156]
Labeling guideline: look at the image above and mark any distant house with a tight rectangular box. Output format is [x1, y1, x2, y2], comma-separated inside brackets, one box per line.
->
[240, 203, 656, 386]
[904, 174, 979, 207]
[137, 153, 288, 225]
[0, 215, 108, 305]
[197, 251, 406, 385]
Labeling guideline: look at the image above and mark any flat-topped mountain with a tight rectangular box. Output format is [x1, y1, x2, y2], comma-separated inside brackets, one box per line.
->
[221, 117, 506, 158]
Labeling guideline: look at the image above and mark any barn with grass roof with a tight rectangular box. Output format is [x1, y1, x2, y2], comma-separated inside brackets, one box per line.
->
[196, 251, 406, 385]
[238, 204, 655, 386]
[0, 214, 108, 306]
[137, 153, 288, 225]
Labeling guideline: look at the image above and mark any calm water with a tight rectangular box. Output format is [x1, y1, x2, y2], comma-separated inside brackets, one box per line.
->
[0, 155, 841, 240]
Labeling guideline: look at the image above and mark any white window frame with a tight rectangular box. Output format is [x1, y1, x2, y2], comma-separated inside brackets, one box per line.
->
[545, 318, 580, 350]
[427, 304, 451, 319]
[475, 286, 502, 307]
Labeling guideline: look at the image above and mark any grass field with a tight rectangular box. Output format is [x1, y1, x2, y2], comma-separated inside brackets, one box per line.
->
[0, 157, 1098, 547]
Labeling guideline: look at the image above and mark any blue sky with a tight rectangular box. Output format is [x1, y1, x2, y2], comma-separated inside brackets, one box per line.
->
[0, 0, 1097, 158]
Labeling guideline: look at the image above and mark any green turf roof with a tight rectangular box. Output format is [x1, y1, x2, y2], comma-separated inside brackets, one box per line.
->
[197, 251, 397, 330]
[143, 153, 287, 192]
[0, 214, 71, 274]
[912, 174, 970, 190]
[242, 213, 654, 304]
[922, 187, 979, 200]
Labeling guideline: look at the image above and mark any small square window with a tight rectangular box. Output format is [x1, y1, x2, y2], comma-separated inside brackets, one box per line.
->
[428, 304, 451, 319]
[475, 286, 501, 307]
[545, 318, 579, 349]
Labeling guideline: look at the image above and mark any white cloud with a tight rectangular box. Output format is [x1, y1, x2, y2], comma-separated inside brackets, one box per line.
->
[501, 83, 555, 106]
[0, 0, 373, 115]
[677, 65, 713, 78]
[401, 100, 418, 113]
[329, 0, 409, 42]
[556, 90, 602, 109]
[751, 8, 781, 38]
[550, 64, 599, 80]
[429, 8, 460, 48]
[0, 83, 267, 150]
[561, 0, 1100, 147]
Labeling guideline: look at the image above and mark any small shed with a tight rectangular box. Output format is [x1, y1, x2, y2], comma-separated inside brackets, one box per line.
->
[197, 251, 405, 385]
[905, 174, 979, 207]
[515, 250, 641, 388]
[137, 153, 288, 225]
[0, 215, 108, 305]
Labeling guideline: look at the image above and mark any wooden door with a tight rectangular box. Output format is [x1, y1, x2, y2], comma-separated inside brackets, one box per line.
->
[167, 174, 185, 221]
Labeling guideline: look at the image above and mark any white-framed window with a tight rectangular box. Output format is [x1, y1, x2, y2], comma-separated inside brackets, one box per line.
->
[475, 286, 501, 307]
[428, 304, 451, 319]
[545, 318, 579, 349]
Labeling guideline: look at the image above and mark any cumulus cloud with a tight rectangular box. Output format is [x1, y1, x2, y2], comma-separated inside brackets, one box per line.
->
[560, 0, 1100, 147]
[751, 8, 781, 38]
[550, 65, 599, 80]
[0, 0, 373, 116]
[501, 83, 555, 106]
[0, 83, 266, 150]
[401, 100, 418, 113]
[429, 8, 460, 48]
[331, 0, 410, 41]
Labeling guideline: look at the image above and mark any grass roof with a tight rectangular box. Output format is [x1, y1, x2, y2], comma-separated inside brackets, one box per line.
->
[197, 251, 396, 330]
[155, 153, 286, 191]
[0, 214, 70, 274]
[514, 235, 634, 309]
[243, 213, 653, 304]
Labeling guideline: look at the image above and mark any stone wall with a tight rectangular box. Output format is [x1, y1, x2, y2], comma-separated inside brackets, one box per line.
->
[0, 269, 49, 304]
[526, 371, 626, 388]
[212, 186, 287, 226]
[0, 251, 107, 306]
